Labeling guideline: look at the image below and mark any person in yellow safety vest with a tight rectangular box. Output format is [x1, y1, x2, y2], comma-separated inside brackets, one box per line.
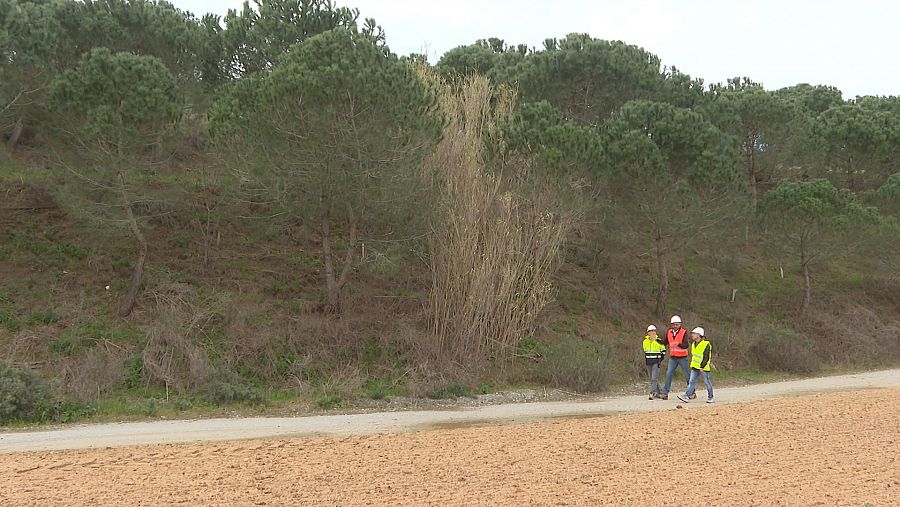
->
[642, 325, 667, 400]
[677, 327, 714, 404]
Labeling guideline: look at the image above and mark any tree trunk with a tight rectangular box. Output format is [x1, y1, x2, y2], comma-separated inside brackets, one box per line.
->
[322, 208, 339, 312]
[202, 201, 213, 265]
[6, 117, 23, 151]
[321, 206, 358, 314]
[799, 233, 812, 312]
[800, 252, 811, 313]
[655, 229, 668, 320]
[744, 135, 758, 209]
[847, 155, 856, 193]
[118, 172, 147, 317]
[152, 134, 164, 163]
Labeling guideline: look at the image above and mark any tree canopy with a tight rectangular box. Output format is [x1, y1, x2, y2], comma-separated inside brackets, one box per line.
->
[3, 0, 898, 327]
[759, 179, 881, 311]
[210, 27, 440, 311]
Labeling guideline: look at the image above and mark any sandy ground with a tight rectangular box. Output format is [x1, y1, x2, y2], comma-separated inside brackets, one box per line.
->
[2, 368, 898, 453]
[1, 388, 899, 505]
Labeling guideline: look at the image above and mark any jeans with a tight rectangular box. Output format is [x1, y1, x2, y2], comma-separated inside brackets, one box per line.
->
[645, 362, 661, 395]
[685, 369, 714, 399]
[662, 355, 690, 394]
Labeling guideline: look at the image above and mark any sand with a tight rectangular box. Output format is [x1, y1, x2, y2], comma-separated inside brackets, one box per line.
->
[1, 388, 897, 506]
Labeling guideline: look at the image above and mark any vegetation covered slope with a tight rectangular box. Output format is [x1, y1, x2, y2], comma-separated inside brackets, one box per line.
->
[1, 0, 898, 423]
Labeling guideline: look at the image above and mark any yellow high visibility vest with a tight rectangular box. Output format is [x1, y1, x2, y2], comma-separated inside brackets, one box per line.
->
[690, 340, 712, 371]
[642, 336, 666, 355]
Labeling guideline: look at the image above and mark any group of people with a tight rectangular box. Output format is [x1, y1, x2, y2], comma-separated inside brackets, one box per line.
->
[641, 315, 714, 403]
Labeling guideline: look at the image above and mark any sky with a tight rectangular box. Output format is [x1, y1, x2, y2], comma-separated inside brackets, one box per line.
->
[171, 0, 900, 98]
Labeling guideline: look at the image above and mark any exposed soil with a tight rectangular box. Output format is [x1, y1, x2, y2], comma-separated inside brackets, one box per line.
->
[1, 388, 897, 506]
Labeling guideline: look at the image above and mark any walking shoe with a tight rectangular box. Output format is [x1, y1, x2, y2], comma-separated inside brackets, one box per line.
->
[658, 394, 668, 400]
[689, 393, 697, 400]
[649, 394, 654, 400]
[706, 397, 715, 404]
[676, 395, 690, 403]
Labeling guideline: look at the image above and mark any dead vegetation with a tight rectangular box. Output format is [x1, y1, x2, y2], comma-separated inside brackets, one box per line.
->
[141, 283, 225, 391]
[423, 72, 573, 365]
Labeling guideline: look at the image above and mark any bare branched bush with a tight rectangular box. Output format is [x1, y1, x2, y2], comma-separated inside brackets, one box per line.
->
[748, 324, 820, 374]
[541, 334, 612, 392]
[421, 71, 574, 364]
[797, 302, 898, 364]
[142, 282, 227, 390]
[56, 347, 129, 401]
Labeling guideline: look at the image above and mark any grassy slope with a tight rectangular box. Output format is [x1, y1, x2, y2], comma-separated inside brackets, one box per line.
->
[1, 151, 898, 423]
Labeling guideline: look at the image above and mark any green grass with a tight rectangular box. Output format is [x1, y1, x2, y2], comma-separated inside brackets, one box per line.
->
[426, 383, 474, 400]
[315, 392, 344, 409]
[27, 309, 59, 326]
[0, 310, 21, 333]
[364, 377, 403, 400]
[558, 288, 590, 315]
[50, 318, 143, 357]
[2, 228, 87, 269]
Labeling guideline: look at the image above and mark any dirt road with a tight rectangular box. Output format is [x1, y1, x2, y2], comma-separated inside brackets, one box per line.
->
[1, 385, 898, 505]
[1, 368, 898, 453]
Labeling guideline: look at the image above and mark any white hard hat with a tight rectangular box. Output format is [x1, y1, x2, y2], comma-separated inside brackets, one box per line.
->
[670, 315, 682, 324]
[692, 327, 705, 336]
[646, 325, 657, 332]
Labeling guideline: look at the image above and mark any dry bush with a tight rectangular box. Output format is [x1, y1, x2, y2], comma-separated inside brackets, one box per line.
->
[420, 71, 574, 365]
[747, 323, 820, 374]
[5, 330, 128, 401]
[540, 334, 612, 393]
[873, 324, 900, 362]
[142, 282, 226, 391]
[55, 347, 129, 401]
[797, 302, 899, 364]
[3, 330, 51, 365]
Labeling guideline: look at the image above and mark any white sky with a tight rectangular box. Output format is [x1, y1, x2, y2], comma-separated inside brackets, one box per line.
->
[172, 0, 900, 98]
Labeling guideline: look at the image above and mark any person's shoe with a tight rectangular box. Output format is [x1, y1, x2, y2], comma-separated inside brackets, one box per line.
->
[706, 397, 715, 404]
[689, 393, 697, 400]
[658, 393, 668, 400]
[676, 395, 690, 403]
[649, 394, 654, 400]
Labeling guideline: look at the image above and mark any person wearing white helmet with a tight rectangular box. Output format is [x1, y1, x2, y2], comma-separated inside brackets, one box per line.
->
[641, 325, 667, 400]
[677, 326, 715, 404]
[659, 315, 691, 400]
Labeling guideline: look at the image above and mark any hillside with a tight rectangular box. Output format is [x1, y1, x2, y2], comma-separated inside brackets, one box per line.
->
[1, 151, 897, 422]
[1, 0, 899, 425]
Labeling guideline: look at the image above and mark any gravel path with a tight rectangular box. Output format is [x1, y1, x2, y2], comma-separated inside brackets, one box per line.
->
[2, 368, 898, 453]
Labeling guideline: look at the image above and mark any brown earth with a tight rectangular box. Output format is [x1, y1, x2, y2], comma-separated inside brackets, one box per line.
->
[1, 388, 898, 506]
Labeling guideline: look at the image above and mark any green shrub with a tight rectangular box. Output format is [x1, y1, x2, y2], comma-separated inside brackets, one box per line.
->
[517, 336, 545, 359]
[50, 335, 79, 356]
[122, 355, 144, 390]
[426, 382, 473, 400]
[0, 310, 21, 332]
[173, 398, 194, 411]
[27, 309, 58, 326]
[749, 326, 820, 374]
[49, 242, 87, 261]
[0, 361, 53, 424]
[315, 392, 344, 409]
[54, 400, 97, 423]
[137, 399, 159, 417]
[364, 377, 400, 400]
[541, 335, 611, 392]
[204, 375, 265, 406]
